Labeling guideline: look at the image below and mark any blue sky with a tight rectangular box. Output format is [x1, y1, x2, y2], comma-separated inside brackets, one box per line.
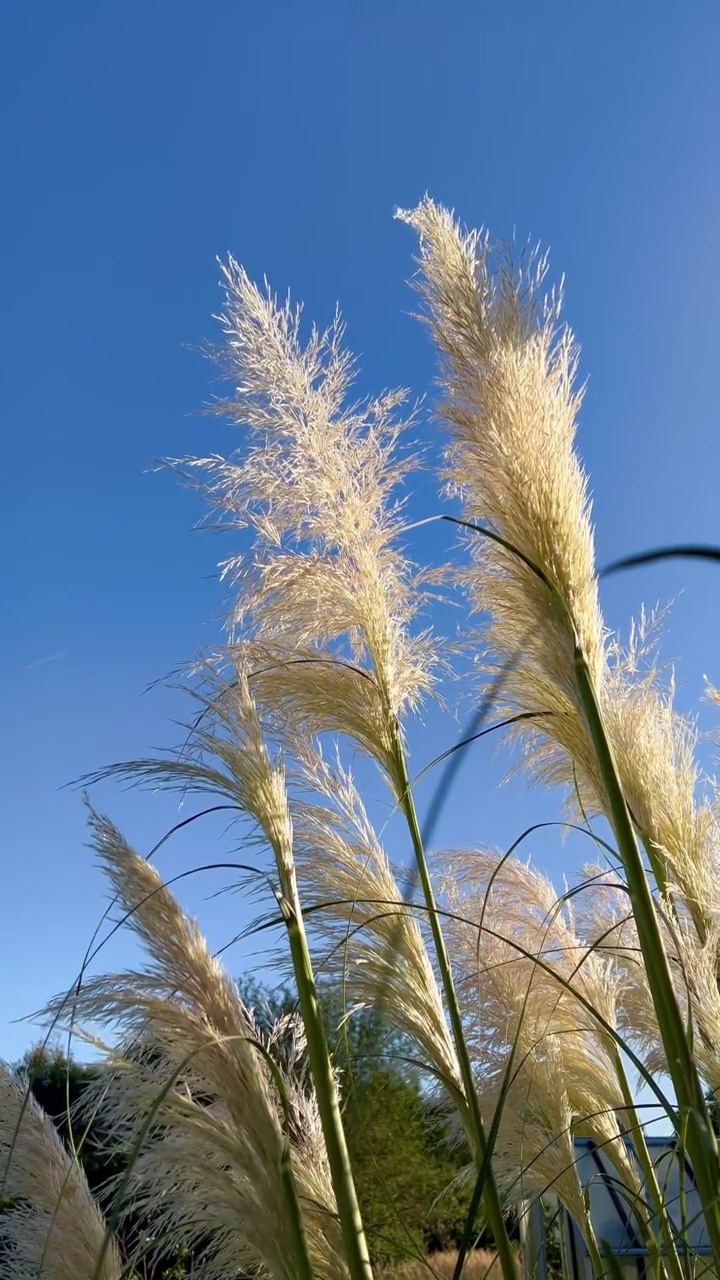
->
[2, 1, 720, 1064]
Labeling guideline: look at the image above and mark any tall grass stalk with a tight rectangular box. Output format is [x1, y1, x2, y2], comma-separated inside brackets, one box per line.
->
[279, 872, 374, 1280]
[390, 729, 519, 1280]
[573, 650, 720, 1257]
[400, 195, 720, 1274]
[609, 1048, 684, 1280]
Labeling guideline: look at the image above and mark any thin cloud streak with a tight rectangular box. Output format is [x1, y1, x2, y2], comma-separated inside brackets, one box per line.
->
[22, 651, 65, 671]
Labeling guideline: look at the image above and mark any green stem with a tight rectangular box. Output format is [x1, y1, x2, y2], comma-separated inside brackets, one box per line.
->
[279, 1134, 315, 1280]
[391, 732, 519, 1280]
[585, 1221, 608, 1280]
[574, 647, 720, 1262]
[612, 1049, 682, 1280]
[280, 874, 374, 1280]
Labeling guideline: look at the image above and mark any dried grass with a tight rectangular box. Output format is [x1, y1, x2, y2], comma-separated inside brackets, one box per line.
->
[379, 1248, 520, 1280]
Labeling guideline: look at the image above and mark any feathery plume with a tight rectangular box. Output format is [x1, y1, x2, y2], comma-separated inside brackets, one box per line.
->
[439, 853, 640, 1225]
[44, 809, 348, 1280]
[398, 197, 718, 937]
[171, 260, 437, 789]
[575, 865, 720, 1097]
[0, 1064, 121, 1280]
[291, 748, 462, 1101]
[397, 195, 604, 699]
[88, 665, 296, 883]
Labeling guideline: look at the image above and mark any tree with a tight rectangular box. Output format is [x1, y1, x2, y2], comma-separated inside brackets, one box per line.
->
[18, 1044, 118, 1194]
[237, 979, 486, 1264]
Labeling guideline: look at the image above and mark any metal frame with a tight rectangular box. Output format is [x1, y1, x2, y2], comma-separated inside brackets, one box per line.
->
[560, 1137, 713, 1280]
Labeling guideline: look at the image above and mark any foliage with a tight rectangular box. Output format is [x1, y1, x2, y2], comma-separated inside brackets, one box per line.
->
[239, 980, 485, 1263]
[344, 1066, 470, 1262]
[18, 1044, 120, 1192]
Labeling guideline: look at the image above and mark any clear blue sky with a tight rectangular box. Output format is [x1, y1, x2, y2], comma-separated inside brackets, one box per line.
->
[2, 1, 719, 1063]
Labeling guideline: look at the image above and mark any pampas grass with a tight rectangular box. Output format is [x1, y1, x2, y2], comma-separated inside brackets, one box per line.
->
[292, 749, 463, 1103]
[399, 197, 720, 1264]
[439, 853, 640, 1242]
[0, 1064, 122, 1280]
[43, 808, 346, 1280]
[169, 259, 436, 793]
[13, 196, 720, 1280]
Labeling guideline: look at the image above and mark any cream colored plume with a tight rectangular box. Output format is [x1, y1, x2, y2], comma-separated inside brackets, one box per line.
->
[399, 197, 718, 937]
[439, 852, 640, 1222]
[575, 864, 720, 1096]
[290, 748, 463, 1104]
[397, 195, 604, 700]
[44, 809, 348, 1280]
[170, 258, 436, 790]
[89, 665, 297, 883]
[0, 1064, 121, 1280]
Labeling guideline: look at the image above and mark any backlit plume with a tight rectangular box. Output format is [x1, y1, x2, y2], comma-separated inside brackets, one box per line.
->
[170, 260, 436, 789]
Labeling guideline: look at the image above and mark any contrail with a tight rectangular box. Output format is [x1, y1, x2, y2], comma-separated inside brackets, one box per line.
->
[23, 651, 65, 671]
